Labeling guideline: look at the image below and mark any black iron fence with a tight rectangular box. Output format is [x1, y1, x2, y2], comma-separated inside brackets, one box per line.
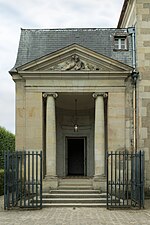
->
[107, 150, 144, 209]
[4, 151, 42, 210]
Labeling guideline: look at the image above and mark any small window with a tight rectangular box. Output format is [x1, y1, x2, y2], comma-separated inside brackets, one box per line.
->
[114, 37, 127, 50]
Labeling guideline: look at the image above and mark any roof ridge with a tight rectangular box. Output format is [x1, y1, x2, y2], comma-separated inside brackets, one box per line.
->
[21, 28, 127, 31]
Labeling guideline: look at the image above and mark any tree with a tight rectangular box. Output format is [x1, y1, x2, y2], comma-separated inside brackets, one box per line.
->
[0, 126, 15, 169]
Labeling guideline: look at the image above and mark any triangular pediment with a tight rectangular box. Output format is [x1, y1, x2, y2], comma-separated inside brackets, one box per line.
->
[16, 44, 132, 72]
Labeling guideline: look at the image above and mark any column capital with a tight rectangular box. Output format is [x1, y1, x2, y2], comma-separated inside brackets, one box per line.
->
[43, 92, 58, 98]
[92, 92, 108, 99]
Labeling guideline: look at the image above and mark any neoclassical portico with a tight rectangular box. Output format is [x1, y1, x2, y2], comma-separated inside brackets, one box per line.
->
[10, 38, 133, 191]
[43, 91, 107, 178]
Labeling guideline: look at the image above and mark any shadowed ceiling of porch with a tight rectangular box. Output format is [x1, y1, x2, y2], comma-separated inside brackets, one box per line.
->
[56, 93, 94, 110]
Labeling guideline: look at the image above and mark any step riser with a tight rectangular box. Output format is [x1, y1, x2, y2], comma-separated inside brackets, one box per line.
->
[59, 179, 92, 183]
[43, 195, 106, 199]
[42, 204, 106, 207]
[39, 199, 119, 204]
[58, 187, 93, 190]
[59, 183, 93, 186]
[41, 200, 108, 203]
[49, 190, 101, 194]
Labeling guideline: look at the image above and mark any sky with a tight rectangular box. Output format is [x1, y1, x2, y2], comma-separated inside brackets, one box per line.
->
[0, 0, 124, 134]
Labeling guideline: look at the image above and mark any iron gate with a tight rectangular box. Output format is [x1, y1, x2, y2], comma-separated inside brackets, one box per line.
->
[107, 151, 144, 209]
[4, 151, 42, 209]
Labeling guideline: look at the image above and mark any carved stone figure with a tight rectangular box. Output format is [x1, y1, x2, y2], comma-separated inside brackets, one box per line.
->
[65, 54, 85, 71]
[48, 54, 101, 71]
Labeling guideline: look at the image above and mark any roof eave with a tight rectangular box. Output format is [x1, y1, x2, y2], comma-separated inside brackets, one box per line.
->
[117, 0, 129, 28]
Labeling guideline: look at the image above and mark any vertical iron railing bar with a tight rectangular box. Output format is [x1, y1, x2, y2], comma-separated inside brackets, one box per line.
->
[40, 151, 43, 208]
[32, 151, 34, 207]
[135, 152, 138, 206]
[138, 151, 144, 209]
[11, 153, 15, 207]
[126, 152, 129, 206]
[20, 152, 23, 207]
[138, 152, 140, 208]
[14, 152, 16, 206]
[15, 152, 18, 206]
[36, 151, 38, 207]
[7, 152, 10, 209]
[138, 152, 141, 207]
[16, 152, 19, 206]
[133, 152, 135, 206]
[139, 151, 141, 209]
[106, 152, 109, 209]
[123, 152, 125, 206]
[24, 151, 26, 207]
[19, 152, 21, 205]
[28, 151, 30, 207]
[131, 153, 133, 206]
[141, 151, 145, 208]
[7, 152, 9, 209]
[115, 152, 117, 206]
[118, 152, 121, 206]
[4, 152, 7, 210]
[140, 151, 143, 208]
[111, 152, 113, 207]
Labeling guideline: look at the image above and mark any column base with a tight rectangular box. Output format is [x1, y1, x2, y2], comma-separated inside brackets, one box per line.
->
[43, 175, 58, 192]
[93, 175, 106, 192]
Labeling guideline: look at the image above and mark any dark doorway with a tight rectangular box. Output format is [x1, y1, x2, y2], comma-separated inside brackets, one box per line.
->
[67, 138, 85, 176]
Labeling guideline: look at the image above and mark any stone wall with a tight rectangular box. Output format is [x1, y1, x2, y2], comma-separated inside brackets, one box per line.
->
[15, 80, 26, 150]
[136, 0, 150, 187]
[119, 0, 150, 187]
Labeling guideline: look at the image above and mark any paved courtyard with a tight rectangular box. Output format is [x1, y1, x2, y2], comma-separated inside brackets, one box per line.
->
[0, 196, 150, 225]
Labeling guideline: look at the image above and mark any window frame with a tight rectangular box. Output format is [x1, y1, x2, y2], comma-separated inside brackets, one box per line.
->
[113, 35, 128, 51]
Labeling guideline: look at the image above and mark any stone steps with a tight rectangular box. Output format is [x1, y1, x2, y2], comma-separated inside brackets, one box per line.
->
[42, 197, 108, 204]
[42, 203, 107, 207]
[41, 189, 112, 207]
[39, 179, 120, 207]
[49, 189, 101, 194]
[44, 193, 103, 198]
[41, 192, 108, 207]
[58, 185, 93, 190]
[40, 192, 120, 207]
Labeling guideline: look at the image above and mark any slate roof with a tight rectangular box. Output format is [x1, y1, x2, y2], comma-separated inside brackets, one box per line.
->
[11, 28, 133, 71]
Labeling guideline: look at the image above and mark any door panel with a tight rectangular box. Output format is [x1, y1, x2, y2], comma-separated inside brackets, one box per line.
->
[67, 138, 85, 175]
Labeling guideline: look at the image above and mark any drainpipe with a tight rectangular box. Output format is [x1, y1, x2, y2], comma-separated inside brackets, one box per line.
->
[127, 27, 136, 68]
[127, 27, 139, 152]
[131, 69, 139, 152]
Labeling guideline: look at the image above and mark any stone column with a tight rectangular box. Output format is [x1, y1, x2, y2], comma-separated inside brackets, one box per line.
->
[43, 92, 58, 178]
[93, 92, 107, 178]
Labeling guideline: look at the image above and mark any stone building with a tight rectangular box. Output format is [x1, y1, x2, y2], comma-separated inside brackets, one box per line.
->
[9, 0, 149, 191]
[118, 0, 150, 190]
